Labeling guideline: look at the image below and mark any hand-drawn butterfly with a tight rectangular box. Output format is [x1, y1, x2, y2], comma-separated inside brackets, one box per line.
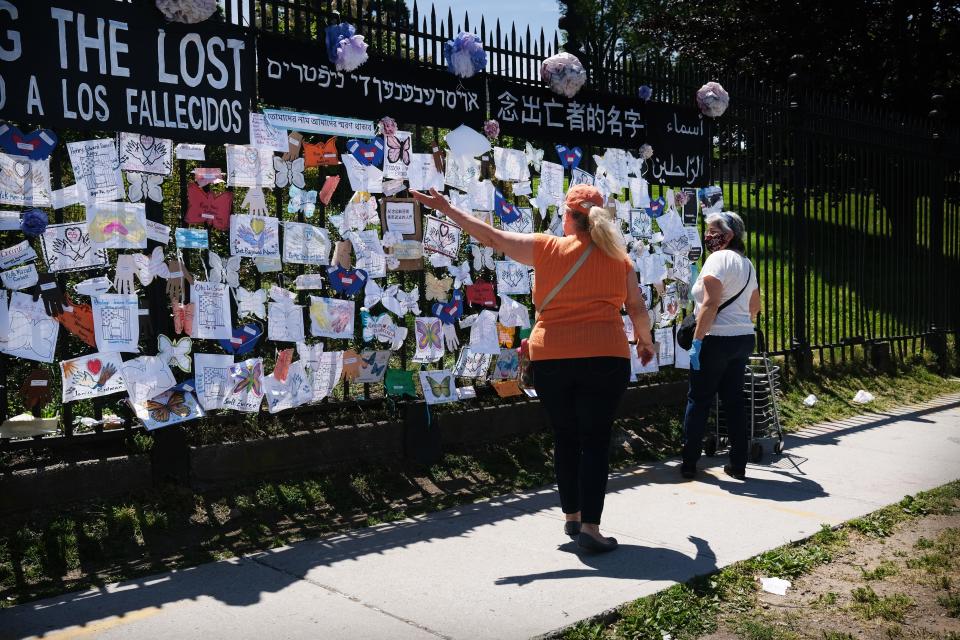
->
[231, 360, 263, 396]
[416, 318, 442, 350]
[145, 390, 193, 423]
[386, 135, 411, 166]
[425, 374, 453, 399]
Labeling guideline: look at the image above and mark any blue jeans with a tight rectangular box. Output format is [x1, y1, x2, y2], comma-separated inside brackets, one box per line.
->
[682, 334, 756, 472]
[533, 357, 630, 524]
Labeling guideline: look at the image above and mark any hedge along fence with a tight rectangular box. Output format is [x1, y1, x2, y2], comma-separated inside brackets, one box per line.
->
[1, 0, 958, 475]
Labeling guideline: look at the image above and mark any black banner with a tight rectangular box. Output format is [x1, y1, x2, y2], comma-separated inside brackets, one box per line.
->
[258, 33, 486, 131]
[489, 77, 709, 186]
[0, 0, 254, 143]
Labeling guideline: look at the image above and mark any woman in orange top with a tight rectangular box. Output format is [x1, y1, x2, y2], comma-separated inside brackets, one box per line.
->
[412, 184, 655, 552]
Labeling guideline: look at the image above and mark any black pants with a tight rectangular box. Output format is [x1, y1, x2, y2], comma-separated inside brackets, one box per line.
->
[682, 334, 756, 472]
[533, 356, 630, 524]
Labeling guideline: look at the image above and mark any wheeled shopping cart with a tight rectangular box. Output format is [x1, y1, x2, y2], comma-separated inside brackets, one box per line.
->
[704, 333, 785, 463]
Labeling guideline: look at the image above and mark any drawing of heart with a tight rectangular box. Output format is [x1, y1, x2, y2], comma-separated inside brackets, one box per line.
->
[87, 358, 102, 375]
[250, 217, 265, 234]
[243, 147, 258, 165]
[14, 160, 30, 179]
[139, 135, 155, 150]
[65, 227, 83, 243]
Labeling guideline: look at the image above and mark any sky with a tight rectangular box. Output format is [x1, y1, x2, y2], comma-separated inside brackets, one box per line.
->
[405, 0, 561, 42]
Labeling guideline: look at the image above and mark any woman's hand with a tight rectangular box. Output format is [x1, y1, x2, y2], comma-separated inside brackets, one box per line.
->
[636, 341, 655, 366]
[410, 188, 450, 215]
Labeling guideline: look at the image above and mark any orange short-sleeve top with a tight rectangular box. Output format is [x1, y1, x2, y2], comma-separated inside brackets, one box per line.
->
[528, 233, 632, 361]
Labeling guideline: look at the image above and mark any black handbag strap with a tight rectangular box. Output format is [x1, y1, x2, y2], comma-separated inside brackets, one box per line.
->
[716, 262, 752, 315]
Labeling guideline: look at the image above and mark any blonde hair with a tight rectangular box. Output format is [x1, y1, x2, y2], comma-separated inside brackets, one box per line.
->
[571, 206, 628, 261]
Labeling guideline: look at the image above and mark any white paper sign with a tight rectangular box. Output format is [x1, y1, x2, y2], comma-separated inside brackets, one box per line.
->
[283, 222, 331, 265]
[92, 294, 140, 353]
[50, 184, 82, 209]
[0, 292, 59, 362]
[67, 139, 124, 202]
[195, 353, 234, 410]
[175, 143, 206, 161]
[0, 264, 38, 290]
[384, 200, 416, 235]
[60, 352, 126, 402]
[249, 113, 289, 152]
[191, 281, 232, 339]
[225, 145, 275, 187]
[230, 214, 280, 258]
[40, 223, 108, 272]
[118, 132, 173, 175]
[0, 153, 52, 206]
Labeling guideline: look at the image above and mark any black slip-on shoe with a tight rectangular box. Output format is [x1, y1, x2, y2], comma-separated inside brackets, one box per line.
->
[680, 464, 697, 480]
[723, 464, 746, 480]
[564, 521, 581, 538]
[577, 532, 618, 552]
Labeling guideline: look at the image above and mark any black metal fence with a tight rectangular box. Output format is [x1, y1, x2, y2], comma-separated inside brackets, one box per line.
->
[1, 0, 958, 462]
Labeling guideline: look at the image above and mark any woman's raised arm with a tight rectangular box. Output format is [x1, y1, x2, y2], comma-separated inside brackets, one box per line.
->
[411, 188, 536, 266]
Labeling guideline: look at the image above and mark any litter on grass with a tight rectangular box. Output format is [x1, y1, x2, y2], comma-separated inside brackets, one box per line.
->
[851, 390, 875, 404]
[760, 577, 792, 595]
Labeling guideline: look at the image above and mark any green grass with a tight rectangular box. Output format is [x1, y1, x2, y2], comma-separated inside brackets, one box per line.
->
[849, 586, 914, 622]
[562, 481, 960, 640]
[860, 560, 899, 581]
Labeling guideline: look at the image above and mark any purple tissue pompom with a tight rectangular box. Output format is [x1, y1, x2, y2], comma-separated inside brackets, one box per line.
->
[540, 52, 586, 98]
[336, 34, 368, 72]
[379, 117, 398, 137]
[156, 0, 216, 23]
[20, 208, 48, 237]
[483, 119, 500, 141]
[325, 22, 356, 65]
[696, 81, 729, 118]
[638, 85, 653, 101]
[444, 32, 487, 79]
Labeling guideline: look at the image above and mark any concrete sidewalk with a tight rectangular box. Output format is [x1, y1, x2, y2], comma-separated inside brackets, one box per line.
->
[2, 394, 959, 640]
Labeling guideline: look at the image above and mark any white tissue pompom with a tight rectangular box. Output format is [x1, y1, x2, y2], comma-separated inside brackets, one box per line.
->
[450, 50, 478, 79]
[696, 81, 730, 118]
[336, 35, 369, 72]
[540, 52, 587, 98]
[156, 0, 217, 23]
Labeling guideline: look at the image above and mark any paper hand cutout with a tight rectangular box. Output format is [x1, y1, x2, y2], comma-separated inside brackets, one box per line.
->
[32, 272, 66, 317]
[442, 323, 459, 352]
[113, 254, 137, 294]
[165, 259, 193, 303]
[21, 369, 53, 410]
[281, 132, 304, 162]
[241, 187, 268, 215]
[55, 294, 96, 347]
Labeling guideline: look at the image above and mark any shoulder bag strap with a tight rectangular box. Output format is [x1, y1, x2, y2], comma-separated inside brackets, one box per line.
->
[536, 243, 594, 318]
[716, 262, 752, 315]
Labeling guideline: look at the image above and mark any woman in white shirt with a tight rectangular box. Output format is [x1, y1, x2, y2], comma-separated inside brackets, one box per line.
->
[681, 211, 761, 481]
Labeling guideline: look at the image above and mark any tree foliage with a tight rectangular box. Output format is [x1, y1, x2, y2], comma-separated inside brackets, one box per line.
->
[558, 0, 960, 122]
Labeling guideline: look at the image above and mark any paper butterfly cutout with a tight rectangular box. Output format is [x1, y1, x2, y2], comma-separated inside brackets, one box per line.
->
[363, 278, 386, 309]
[127, 172, 164, 203]
[0, 123, 58, 160]
[327, 266, 368, 296]
[447, 261, 473, 288]
[524, 142, 543, 172]
[303, 137, 339, 167]
[185, 183, 232, 231]
[219, 323, 264, 356]
[494, 189, 520, 224]
[158, 334, 192, 372]
[235, 286, 267, 319]
[288, 185, 317, 217]
[319, 175, 340, 206]
[208, 250, 240, 288]
[556, 145, 583, 171]
[425, 273, 453, 301]
[231, 359, 263, 395]
[470, 244, 495, 271]
[361, 311, 399, 344]
[386, 135, 411, 166]
[172, 302, 195, 335]
[296, 340, 324, 365]
[432, 288, 465, 325]
[347, 138, 385, 167]
[382, 285, 420, 317]
[465, 279, 496, 308]
[272, 156, 306, 189]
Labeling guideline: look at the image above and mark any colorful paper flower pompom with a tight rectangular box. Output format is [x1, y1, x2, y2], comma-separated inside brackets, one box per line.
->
[639, 144, 653, 160]
[638, 85, 653, 101]
[483, 119, 500, 141]
[444, 32, 487, 79]
[325, 22, 369, 72]
[156, 0, 217, 23]
[379, 117, 398, 137]
[20, 208, 48, 237]
[696, 81, 729, 118]
[540, 52, 587, 98]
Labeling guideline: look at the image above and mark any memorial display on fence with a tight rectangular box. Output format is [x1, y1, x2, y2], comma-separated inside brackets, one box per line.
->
[0, 0, 721, 438]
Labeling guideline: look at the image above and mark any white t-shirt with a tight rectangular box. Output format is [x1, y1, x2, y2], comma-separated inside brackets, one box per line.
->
[691, 250, 758, 336]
